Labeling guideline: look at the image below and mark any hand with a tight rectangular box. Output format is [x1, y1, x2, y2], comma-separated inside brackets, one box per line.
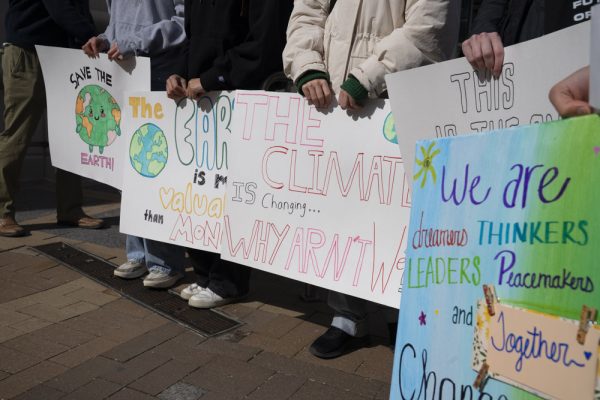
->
[166, 74, 188, 99]
[462, 32, 505, 78]
[338, 89, 362, 111]
[82, 37, 109, 58]
[549, 66, 592, 117]
[107, 42, 123, 61]
[301, 79, 332, 108]
[187, 78, 205, 100]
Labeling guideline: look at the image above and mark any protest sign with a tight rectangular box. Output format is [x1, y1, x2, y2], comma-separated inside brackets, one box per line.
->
[385, 22, 590, 179]
[120, 91, 233, 253]
[221, 91, 411, 308]
[390, 115, 600, 399]
[36, 46, 150, 189]
[591, 6, 600, 109]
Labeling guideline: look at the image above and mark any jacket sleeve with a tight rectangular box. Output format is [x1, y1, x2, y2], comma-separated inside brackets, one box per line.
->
[120, 0, 186, 57]
[350, 0, 460, 96]
[200, 0, 292, 91]
[470, 0, 509, 35]
[282, 0, 329, 84]
[41, 0, 96, 44]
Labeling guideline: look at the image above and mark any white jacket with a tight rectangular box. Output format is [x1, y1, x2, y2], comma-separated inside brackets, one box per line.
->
[283, 0, 460, 97]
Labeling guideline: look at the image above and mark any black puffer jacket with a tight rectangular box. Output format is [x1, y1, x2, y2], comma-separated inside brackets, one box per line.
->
[470, 0, 543, 46]
[183, 0, 294, 91]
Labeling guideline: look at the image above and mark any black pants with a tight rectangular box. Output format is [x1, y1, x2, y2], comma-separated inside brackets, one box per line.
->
[188, 249, 251, 298]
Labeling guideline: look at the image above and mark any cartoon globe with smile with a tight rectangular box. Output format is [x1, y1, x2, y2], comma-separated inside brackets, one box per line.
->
[75, 84, 121, 154]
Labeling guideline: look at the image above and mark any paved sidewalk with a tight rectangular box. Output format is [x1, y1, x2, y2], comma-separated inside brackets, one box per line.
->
[0, 181, 395, 400]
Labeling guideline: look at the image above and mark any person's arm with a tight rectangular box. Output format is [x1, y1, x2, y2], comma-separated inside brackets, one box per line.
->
[115, 0, 186, 58]
[198, 0, 293, 92]
[41, 0, 96, 43]
[470, 0, 509, 35]
[349, 0, 460, 97]
[282, 0, 329, 85]
[461, 0, 508, 77]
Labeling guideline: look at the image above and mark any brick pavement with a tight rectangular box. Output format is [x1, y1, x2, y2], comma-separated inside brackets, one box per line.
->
[0, 188, 395, 400]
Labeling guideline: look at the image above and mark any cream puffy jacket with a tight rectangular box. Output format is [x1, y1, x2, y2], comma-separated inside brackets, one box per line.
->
[283, 0, 460, 97]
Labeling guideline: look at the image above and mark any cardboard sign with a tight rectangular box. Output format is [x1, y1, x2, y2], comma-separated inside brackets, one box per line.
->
[222, 91, 411, 308]
[591, 6, 600, 109]
[385, 22, 590, 179]
[473, 302, 600, 399]
[119, 91, 232, 253]
[390, 115, 600, 399]
[36, 46, 150, 189]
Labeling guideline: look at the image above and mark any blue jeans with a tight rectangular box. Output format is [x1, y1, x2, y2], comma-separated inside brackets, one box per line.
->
[126, 235, 185, 275]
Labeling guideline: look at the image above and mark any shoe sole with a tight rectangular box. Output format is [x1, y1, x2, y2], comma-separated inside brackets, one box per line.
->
[143, 275, 183, 289]
[57, 221, 104, 230]
[113, 269, 147, 279]
[0, 230, 27, 238]
[188, 296, 237, 309]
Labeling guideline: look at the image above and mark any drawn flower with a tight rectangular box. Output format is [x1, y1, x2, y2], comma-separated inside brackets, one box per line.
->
[414, 142, 440, 188]
[418, 311, 427, 326]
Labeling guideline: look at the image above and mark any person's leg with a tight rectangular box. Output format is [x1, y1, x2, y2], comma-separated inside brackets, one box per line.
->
[142, 240, 185, 288]
[187, 248, 214, 289]
[309, 292, 369, 359]
[0, 45, 44, 236]
[328, 292, 368, 337]
[114, 235, 148, 279]
[187, 251, 251, 308]
[55, 169, 103, 228]
[207, 258, 250, 299]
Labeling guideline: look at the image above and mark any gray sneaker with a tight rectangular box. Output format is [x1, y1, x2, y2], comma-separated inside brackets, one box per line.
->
[143, 270, 183, 288]
[114, 260, 147, 279]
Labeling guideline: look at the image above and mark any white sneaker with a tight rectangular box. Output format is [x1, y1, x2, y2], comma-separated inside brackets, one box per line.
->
[114, 260, 147, 279]
[180, 283, 205, 300]
[143, 271, 183, 288]
[188, 287, 237, 309]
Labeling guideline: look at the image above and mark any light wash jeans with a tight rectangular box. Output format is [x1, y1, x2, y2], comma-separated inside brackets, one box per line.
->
[126, 235, 184, 275]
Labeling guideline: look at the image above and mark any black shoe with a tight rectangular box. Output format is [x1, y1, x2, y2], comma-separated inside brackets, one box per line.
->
[309, 327, 367, 359]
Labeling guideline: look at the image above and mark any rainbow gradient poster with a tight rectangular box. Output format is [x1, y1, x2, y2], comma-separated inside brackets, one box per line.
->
[390, 115, 600, 399]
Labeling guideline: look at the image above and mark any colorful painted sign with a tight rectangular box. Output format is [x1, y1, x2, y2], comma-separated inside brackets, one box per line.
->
[390, 115, 600, 399]
[385, 22, 590, 179]
[221, 91, 411, 308]
[119, 91, 233, 253]
[36, 46, 150, 189]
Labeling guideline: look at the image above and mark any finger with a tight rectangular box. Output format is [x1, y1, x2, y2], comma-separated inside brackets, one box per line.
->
[320, 81, 332, 107]
[490, 34, 505, 78]
[90, 40, 98, 57]
[469, 36, 485, 71]
[339, 92, 348, 110]
[549, 86, 591, 117]
[480, 34, 495, 73]
[313, 83, 326, 108]
[305, 84, 317, 106]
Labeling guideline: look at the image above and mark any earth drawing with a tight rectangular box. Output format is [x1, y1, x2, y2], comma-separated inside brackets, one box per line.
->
[383, 112, 398, 144]
[75, 84, 121, 153]
[129, 123, 168, 178]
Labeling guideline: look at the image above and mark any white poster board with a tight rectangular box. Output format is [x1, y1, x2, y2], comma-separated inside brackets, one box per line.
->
[120, 91, 232, 253]
[222, 91, 411, 308]
[385, 22, 590, 179]
[591, 6, 600, 109]
[36, 46, 150, 189]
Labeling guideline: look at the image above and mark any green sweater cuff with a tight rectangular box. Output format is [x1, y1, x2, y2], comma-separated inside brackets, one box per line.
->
[296, 71, 329, 95]
[340, 75, 368, 102]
